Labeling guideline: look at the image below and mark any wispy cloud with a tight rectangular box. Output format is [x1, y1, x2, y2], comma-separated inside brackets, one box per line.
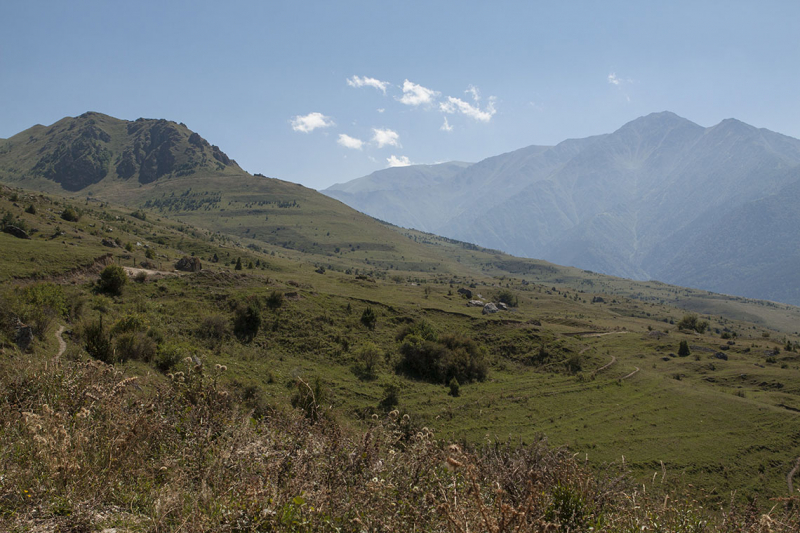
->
[377, 108, 385, 113]
[372, 128, 400, 148]
[441, 117, 453, 132]
[387, 155, 412, 167]
[440, 95, 496, 122]
[398, 79, 439, 106]
[608, 72, 634, 102]
[290, 112, 334, 133]
[337, 133, 364, 150]
[347, 75, 390, 94]
[465, 85, 480, 102]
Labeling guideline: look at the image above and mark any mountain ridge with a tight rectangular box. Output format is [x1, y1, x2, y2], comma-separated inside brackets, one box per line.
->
[323, 112, 800, 305]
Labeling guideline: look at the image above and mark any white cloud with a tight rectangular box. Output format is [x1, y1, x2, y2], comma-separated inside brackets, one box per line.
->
[440, 95, 497, 122]
[372, 128, 400, 148]
[465, 85, 480, 102]
[347, 75, 390, 94]
[337, 133, 364, 150]
[387, 155, 412, 167]
[608, 73, 621, 86]
[440, 117, 453, 132]
[291, 112, 334, 133]
[398, 79, 439, 106]
[377, 108, 385, 113]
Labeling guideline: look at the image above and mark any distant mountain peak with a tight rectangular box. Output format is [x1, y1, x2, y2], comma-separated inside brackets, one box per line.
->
[0, 113, 241, 192]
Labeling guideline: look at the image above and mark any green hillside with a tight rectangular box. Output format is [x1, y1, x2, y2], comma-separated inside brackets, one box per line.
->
[2, 183, 800, 509]
[2, 115, 800, 526]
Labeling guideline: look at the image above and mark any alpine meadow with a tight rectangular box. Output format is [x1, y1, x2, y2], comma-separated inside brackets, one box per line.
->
[2, 2, 800, 531]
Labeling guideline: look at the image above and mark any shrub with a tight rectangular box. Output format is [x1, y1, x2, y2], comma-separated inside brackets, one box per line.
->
[115, 332, 157, 362]
[83, 317, 113, 363]
[199, 315, 229, 342]
[233, 302, 261, 343]
[565, 354, 583, 374]
[154, 342, 184, 372]
[448, 377, 460, 397]
[18, 283, 68, 339]
[266, 290, 284, 310]
[379, 380, 400, 409]
[133, 271, 147, 283]
[291, 376, 328, 422]
[495, 289, 519, 307]
[355, 342, 382, 379]
[111, 313, 149, 335]
[25, 204, 36, 215]
[60, 206, 80, 222]
[396, 319, 438, 342]
[360, 307, 377, 330]
[677, 313, 709, 334]
[398, 333, 488, 384]
[678, 340, 691, 357]
[97, 265, 127, 295]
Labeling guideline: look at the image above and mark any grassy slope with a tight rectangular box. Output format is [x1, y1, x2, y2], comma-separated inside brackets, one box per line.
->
[2, 185, 799, 505]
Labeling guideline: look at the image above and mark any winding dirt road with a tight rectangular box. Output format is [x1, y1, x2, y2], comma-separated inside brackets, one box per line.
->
[55, 325, 66, 357]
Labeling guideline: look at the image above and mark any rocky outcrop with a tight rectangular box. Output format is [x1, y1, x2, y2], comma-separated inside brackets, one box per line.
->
[175, 256, 202, 272]
[457, 288, 473, 299]
[482, 303, 499, 314]
[467, 300, 484, 307]
[2, 225, 30, 239]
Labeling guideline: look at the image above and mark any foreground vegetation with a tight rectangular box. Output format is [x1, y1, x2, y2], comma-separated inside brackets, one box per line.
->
[2, 349, 798, 532]
[1, 184, 800, 530]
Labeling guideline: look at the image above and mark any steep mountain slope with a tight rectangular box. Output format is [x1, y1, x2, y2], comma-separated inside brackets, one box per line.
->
[0, 111, 241, 192]
[325, 112, 800, 304]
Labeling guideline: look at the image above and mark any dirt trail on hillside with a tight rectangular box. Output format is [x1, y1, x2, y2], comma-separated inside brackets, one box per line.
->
[55, 325, 66, 357]
[581, 331, 630, 338]
[123, 266, 183, 280]
[594, 356, 616, 374]
[621, 367, 640, 380]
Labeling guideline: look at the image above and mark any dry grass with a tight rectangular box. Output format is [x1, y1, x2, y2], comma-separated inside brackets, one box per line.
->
[0, 350, 798, 532]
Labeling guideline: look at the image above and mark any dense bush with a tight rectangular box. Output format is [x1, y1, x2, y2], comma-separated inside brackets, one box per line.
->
[398, 333, 488, 384]
[495, 288, 519, 307]
[361, 306, 377, 330]
[83, 316, 113, 363]
[677, 313, 709, 334]
[233, 301, 261, 342]
[60, 206, 80, 222]
[17, 282, 68, 339]
[97, 265, 127, 295]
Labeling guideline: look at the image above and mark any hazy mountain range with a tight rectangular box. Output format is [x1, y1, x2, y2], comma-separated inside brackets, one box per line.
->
[324, 112, 800, 305]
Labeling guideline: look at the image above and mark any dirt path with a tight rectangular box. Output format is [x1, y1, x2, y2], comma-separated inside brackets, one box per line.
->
[788, 456, 800, 495]
[581, 331, 630, 338]
[621, 367, 640, 380]
[55, 325, 66, 357]
[123, 266, 182, 280]
[594, 356, 616, 374]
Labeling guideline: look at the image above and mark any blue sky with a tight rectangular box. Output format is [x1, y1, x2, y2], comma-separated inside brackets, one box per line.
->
[2, 1, 799, 190]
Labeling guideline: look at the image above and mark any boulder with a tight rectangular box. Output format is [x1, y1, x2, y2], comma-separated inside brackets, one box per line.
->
[2, 225, 30, 239]
[175, 256, 202, 272]
[496, 302, 508, 311]
[101, 238, 117, 248]
[457, 288, 473, 299]
[467, 300, 484, 307]
[482, 303, 499, 315]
